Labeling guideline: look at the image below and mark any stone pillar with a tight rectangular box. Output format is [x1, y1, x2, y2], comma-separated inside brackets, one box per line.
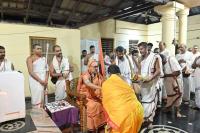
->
[177, 7, 189, 44]
[154, 1, 184, 56]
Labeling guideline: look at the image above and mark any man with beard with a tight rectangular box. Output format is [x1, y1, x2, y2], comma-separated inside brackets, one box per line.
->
[115, 46, 134, 85]
[0, 45, 14, 72]
[147, 43, 153, 53]
[50, 45, 72, 101]
[138, 42, 163, 128]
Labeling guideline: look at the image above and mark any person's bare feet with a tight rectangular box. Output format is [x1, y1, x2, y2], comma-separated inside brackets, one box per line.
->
[163, 106, 172, 113]
[147, 123, 153, 129]
[176, 112, 186, 118]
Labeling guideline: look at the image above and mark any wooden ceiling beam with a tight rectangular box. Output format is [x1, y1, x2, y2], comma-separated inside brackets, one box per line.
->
[75, 2, 157, 28]
[83, 0, 108, 23]
[24, 0, 31, 23]
[0, 0, 3, 20]
[47, 0, 62, 24]
[65, 0, 81, 25]
[73, 0, 112, 8]
[114, 3, 156, 19]
[3, 1, 91, 15]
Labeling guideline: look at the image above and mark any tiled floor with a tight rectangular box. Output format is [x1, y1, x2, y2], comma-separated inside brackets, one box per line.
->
[1, 95, 200, 133]
[0, 108, 62, 133]
[140, 103, 200, 133]
[27, 108, 62, 133]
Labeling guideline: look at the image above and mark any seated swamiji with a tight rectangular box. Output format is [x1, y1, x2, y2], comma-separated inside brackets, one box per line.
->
[77, 60, 106, 132]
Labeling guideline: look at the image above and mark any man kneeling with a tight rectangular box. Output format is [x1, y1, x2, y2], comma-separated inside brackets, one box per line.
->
[102, 65, 144, 133]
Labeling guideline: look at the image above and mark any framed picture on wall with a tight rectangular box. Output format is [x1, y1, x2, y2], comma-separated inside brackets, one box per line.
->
[129, 40, 139, 53]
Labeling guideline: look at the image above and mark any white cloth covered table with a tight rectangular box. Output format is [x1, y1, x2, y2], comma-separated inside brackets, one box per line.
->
[0, 71, 25, 123]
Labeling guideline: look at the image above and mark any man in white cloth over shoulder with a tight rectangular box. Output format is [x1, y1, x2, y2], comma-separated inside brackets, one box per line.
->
[27, 44, 49, 108]
[138, 42, 163, 129]
[50, 45, 72, 101]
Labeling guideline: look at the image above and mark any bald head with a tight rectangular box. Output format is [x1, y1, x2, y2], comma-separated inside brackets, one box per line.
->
[178, 44, 187, 54]
[159, 41, 166, 51]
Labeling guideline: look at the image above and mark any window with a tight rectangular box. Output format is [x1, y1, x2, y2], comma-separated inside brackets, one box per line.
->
[101, 38, 114, 54]
[29, 36, 56, 64]
[129, 40, 139, 53]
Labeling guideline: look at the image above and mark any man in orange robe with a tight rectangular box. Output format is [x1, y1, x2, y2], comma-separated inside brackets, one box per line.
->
[77, 60, 106, 132]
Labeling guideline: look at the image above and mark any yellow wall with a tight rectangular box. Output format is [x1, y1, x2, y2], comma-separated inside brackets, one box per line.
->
[115, 20, 148, 50]
[147, 23, 162, 48]
[80, 19, 148, 51]
[80, 15, 200, 51]
[99, 19, 115, 38]
[79, 23, 100, 39]
[0, 22, 80, 97]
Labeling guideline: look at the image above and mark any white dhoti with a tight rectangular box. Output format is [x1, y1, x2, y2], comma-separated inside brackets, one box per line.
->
[29, 57, 47, 108]
[176, 51, 194, 102]
[182, 77, 191, 101]
[55, 79, 67, 101]
[161, 79, 167, 99]
[29, 74, 45, 108]
[195, 87, 200, 108]
[52, 56, 72, 101]
[140, 53, 163, 122]
[191, 53, 200, 93]
[194, 57, 200, 108]
[190, 72, 196, 93]
[156, 78, 162, 105]
[141, 82, 158, 122]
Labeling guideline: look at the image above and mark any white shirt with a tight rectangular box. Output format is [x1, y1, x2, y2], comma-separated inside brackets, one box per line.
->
[160, 49, 170, 58]
[0, 59, 13, 72]
[89, 53, 99, 62]
[176, 51, 194, 69]
[81, 58, 87, 73]
[192, 52, 200, 64]
[164, 56, 181, 75]
[104, 55, 111, 66]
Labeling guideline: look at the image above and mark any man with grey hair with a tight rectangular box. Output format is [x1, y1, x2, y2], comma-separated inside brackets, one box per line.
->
[115, 46, 134, 85]
[159, 41, 170, 57]
[159, 41, 170, 103]
[176, 44, 194, 104]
